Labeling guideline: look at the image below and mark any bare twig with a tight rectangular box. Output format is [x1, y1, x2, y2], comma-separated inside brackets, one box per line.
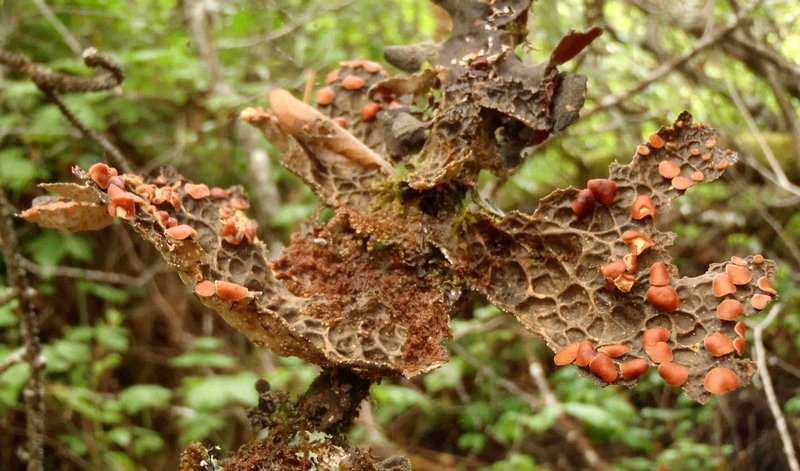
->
[727, 29, 800, 90]
[770, 355, 800, 382]
[44, 89, 132, 173]
[18, 256, 166, 286]
[452, 315, 508, 341]
[185, 0, 224, 91]
[529, 358, 607, 471]
[240, 126, 280, 221]
[584, 0, 761, 119]
[0, 189, 45, 471]
[0, 47, 123, 93]
[448, 342, 542, 408]
[758, 209, 800, 268]
[0, 287, 17, 305]
[217, 1, 355, 49]
[181, 0, 282, 222]
[762, 65, 800, 166]
[751, 304, 800, 471]
[724, 75, 800, 197]
[0, 346, 26, 375]
[0, 47, 132, 173]
[32, 0, 83, 55]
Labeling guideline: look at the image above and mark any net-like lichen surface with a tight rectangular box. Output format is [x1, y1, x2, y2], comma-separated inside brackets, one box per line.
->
[23, 0, 777, 403]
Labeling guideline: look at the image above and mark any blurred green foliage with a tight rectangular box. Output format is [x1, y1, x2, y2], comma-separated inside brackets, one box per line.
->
[1, 0, 799, 470]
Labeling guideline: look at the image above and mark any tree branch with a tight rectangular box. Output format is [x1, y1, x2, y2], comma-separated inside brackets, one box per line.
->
[0, 287, 17, 305]
[32, 0, 83, 55]
[0, 188, 45, 471]
[528, 358, 607, 471]
[0, 46, 133, 173]
[0, 46, 122, 93]
[752, 304, 800, 471]
[724, 75, 800, 197]
[0, 346, 26, 376]
[18, 256, 166, 287]
[217, 1, 355, 50]
[584, 0, 761, 119]
[43, 88, 132, 173]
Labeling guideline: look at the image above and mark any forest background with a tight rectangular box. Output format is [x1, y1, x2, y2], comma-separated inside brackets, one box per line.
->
[0, 0, 799, 470]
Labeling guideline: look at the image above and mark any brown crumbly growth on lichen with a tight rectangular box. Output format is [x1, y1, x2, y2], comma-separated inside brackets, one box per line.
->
[25, 0, 778, 403]
[224, 369, 405, 471]
[179, 442, 211, 471]
[270, 210, 451, 371]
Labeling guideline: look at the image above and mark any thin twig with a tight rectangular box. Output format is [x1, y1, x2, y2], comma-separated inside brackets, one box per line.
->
[759, 209, 800, 268]
[448, 342, 541, 409]
[529, 358, 607, 471]
[724, 75, 800, 196]
[770, 355, 800, 382]
[751, 304, 800, 471]
[584, 0, 761, 119]
[0, 189, 45, 471]
[0, 47, 123, 93]
[217, 0, 355, 49]
[18, 256, 165, 286]
[0, 346, 26, 375]
[0, 47, 133, 173]
[240, 126, 280, 221]
[186, 0, 223, 91]
[0, 287, 17, 305]
[33, 0, 83, 55]
[728, 29, 800, 85]
[452, 315, 508, 341]
[44, 89, 131, 173]
[762, 64, 800, 165]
